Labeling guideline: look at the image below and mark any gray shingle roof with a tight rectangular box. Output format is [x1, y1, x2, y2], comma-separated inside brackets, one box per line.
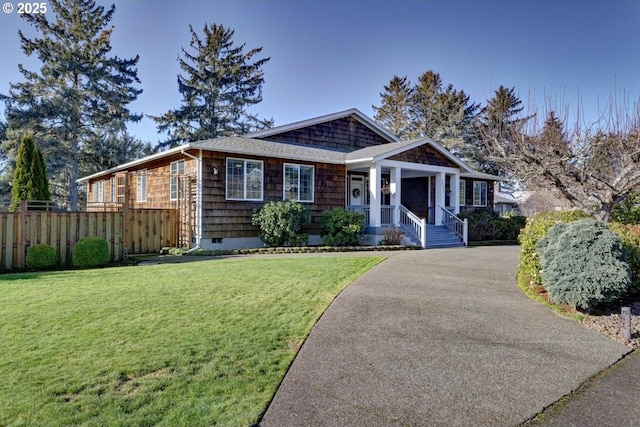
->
[193, 136, 346, 164]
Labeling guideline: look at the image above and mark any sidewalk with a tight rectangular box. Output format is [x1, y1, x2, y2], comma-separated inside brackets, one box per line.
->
[259, 246, 631, 426]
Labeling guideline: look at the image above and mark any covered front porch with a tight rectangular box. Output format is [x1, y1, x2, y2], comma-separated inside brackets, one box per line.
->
[345, 161, 468, 248]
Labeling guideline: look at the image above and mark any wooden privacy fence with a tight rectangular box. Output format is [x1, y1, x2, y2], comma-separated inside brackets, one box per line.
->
[0, 203, 178, 271]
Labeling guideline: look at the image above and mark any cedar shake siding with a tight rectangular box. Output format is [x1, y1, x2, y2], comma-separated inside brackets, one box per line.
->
[86, 154, 196, 209]
[389, 145, 458, 168]
[201, 152, 346, 240]
[260, 116, 391, 152]
[459, 179, 494, 211]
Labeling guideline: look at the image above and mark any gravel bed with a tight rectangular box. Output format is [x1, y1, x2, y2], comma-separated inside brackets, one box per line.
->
[579, 301, 640, 348]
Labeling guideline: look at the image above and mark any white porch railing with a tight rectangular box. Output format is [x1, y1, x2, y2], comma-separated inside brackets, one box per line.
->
[440, 206, 468, 246]
[400, 205, 426, 248]
[346, 205, 395, 226]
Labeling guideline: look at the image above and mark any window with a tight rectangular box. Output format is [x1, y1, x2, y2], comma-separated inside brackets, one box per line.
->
[473, 181, 487, 207]
[170, 160, 185, 201]
[284, 163, 314, 202]
[459, 179, 466, 206]
[226, 158, 263, 201]
[93, 180, 105, 203]
[110, 177, 116, 203]
[137, 171, 147, 202]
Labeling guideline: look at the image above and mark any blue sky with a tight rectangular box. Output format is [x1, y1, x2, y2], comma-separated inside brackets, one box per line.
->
[1, 0, 639, 145]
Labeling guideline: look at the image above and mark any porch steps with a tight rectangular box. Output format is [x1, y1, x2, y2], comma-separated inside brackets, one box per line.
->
[425, 225, 464, 248]
[401, 224, 464, 249]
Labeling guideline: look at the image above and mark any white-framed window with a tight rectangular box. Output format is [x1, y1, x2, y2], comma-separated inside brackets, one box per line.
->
[283, 163, 314, 202]
[226, 158, 263, 201]
[459, 179, 466, 206]
[93, 180, 105, 203]
[473, 181, 487, 207]
[170, 159, 185, 201]
[137, 170, 147, 202]
[109, 177, 116, 203]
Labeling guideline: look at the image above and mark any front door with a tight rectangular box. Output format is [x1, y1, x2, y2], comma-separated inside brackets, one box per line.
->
[350, 176, 365, 205]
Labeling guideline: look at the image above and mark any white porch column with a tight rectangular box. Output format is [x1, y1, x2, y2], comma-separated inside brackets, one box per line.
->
[369, 163, 381, 227]
[451, 173, 460, 214]
[389, 167, 401, 225]
[434, 171, 446, 225]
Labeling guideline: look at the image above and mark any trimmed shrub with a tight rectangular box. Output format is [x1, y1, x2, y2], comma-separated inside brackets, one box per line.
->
[611, 191, 640, 225]
[72, 236, 110, 268]
[459, 208, 526, 241]
[517, 210, 591, 290]
[608, 222, 640, 295]
[320, 208, 365, 246]
[26, 244, 57, 270]
[251, 200, 311, 247]
[536, 219, 631, 310]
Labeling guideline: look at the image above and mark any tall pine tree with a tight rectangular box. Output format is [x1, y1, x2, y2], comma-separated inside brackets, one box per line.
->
[10, 133, 50, 211]
[372, 75, 414, 139]
[152, 23, 272, 149]
[1, 0, 142, 210]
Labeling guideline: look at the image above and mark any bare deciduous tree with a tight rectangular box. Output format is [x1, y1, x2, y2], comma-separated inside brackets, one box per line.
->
[479, 95, 640, 222]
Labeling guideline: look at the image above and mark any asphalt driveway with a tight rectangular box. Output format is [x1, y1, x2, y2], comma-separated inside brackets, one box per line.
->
[259, 246, 630, 426]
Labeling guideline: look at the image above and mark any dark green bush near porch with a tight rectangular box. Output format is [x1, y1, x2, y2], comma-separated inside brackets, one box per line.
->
[459, 208, 526, 241]
[320, 208, 365, 246]
[517, 210, 591, 290]
[608, 222, 640, 295]
[536, 219, 631, 310]
[26, 244, 58, 270]
[72, 236, 110, 268]
[251, 200, 310, 247]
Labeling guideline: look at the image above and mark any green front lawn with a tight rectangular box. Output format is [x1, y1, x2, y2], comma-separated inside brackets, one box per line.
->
[1, 256, 383, 426]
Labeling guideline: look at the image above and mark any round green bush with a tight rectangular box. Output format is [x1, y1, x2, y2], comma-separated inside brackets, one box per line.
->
[251, 200, 310, 247]
[72, 236, 110, 268]
[536, 219, 632, 310]
[608, 222, 640, 295]
[517, 210, 591, 290]
[26, 244, 58, 270]
[320, 208, 365, 246]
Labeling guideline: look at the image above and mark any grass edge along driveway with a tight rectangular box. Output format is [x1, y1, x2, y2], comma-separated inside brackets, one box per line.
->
[0, 256, 383, 426]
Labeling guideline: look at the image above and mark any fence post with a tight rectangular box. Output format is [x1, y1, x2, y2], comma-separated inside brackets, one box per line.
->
[122, 173, 130, 258]
[18, 200, 28, 268]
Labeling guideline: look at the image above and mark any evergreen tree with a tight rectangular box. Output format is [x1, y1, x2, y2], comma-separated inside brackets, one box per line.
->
[372, 75, 414, 139]
[1, 0, 142, 210]
[152, 23, 272, 149]
[475, 86, 529, 173]
[10, 133, 50, 211]
[82, 130, 156, 176]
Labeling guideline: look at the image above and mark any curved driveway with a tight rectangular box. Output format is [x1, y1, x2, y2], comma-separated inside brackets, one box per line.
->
[259, 246, 630, 427]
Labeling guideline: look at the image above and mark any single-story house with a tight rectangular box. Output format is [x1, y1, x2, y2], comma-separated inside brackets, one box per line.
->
[78, 109, 500, 249]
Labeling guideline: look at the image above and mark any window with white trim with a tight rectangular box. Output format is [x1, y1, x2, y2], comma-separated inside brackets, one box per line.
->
[170, 159, 185, 201]
[284, 163, 314, 202]
[93, 180, 105, 203]
[137, 171, 147, 202]
[226, 158, 263, 201]
[473, 181, 487, 207]
[459, 179, 466, 206]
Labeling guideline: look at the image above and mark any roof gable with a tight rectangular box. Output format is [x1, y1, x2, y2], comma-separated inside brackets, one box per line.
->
[245, 108, 399, 152]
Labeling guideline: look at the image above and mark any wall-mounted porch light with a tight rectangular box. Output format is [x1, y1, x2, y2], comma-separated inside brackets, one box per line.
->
[212, 166, 219, 175]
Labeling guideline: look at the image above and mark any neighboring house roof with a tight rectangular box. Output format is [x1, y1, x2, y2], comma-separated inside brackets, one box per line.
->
[494, 192, 518, 205]
[245, 108, 400, 143]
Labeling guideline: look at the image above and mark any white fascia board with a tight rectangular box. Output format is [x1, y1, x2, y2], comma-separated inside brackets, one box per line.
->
[245, 108, 400, 143]
[380, 159, 460, 175]
[461, 171, 504, 181]
[76, 145, 192, 183]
